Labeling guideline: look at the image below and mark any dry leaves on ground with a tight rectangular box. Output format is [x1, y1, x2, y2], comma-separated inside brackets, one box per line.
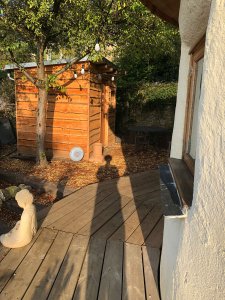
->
[0, 144, 169, 190]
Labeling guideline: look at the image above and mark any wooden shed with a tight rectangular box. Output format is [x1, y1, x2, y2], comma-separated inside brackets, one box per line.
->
[6, 57, 117, 160]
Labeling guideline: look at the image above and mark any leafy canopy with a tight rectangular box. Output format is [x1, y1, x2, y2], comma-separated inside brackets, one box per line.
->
[0, 0, 142, 67]
[113, 2, 180, 114]
[114, 3, 180, 85]
[0, 0, 180, 108]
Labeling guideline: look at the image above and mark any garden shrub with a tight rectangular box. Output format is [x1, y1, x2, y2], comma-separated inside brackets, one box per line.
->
[137, 82, 177, 107]
[0, 76, 16, 119]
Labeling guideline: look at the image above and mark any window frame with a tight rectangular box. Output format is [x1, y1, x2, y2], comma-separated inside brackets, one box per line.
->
[183, 38, 205, 175]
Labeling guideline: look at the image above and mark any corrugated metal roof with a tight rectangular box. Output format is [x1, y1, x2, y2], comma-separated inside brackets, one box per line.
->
[4, 55, 116, 70]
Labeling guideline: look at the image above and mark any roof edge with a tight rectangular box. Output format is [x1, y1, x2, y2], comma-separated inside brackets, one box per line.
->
[4, 55, 117, 71]
[140, 0, 179, 27]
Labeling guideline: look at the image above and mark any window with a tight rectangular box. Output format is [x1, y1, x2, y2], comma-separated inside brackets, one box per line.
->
[183, 39, 205, 175]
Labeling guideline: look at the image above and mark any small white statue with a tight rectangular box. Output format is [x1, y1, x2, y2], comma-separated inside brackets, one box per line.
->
[0, 189, 37, 248]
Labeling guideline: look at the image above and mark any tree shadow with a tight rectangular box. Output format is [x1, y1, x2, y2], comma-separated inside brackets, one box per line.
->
[38, 173, 70, 225]
[27, 256, 76, 299]
[55, 175, 69, 201]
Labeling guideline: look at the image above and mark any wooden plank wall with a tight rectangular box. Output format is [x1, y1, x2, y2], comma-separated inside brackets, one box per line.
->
[89, 71, 102, 157]
[15, 62, 90, 159]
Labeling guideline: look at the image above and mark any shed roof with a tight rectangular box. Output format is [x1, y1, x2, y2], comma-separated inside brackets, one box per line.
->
[4, 55, 116, 71]
[141, 0, 180, 26]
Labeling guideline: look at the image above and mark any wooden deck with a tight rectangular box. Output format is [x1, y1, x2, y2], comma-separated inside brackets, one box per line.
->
[0, 170, 165, 300]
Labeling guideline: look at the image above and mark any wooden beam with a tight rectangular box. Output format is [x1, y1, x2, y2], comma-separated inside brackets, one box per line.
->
[140, 0, 180, 27]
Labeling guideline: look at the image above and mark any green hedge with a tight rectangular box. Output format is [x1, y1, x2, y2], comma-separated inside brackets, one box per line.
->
[0, 70, 7, 80]
[137, 82, 177, 106]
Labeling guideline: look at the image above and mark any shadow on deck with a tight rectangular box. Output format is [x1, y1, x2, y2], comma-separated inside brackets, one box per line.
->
[0, 170, 168, 300]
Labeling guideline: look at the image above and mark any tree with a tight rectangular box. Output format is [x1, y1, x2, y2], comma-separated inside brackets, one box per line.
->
[114, 2, 180, 82]
[111, 2, 180, 129]
[0, 0, 180, 163]
[0, 0, 135, 166]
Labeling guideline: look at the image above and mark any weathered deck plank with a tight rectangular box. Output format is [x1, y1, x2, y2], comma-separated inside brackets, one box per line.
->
[23, 231, 73, 300]
[0, 245, 10, 263]
[52, 191, 119, 233]
[42, 187, 100, 227]
[142, 246, 160, 300]
[144, 246, 161, 285]
[37, 184, 96, 221]
[98, 240, 123, 300]
[46, 190, 112, 230]
[126, 205, 163, 245]
[73, 237, 106, 300]
[109, 192, 160, 243]
[93, 191, 160, 241]
[0, 229, 42, 293]
[48, 234, 89, 300]
[122, 243, 145, 300]
[0, 228, 56, 298]
[78, 195, 133, 236]
[144, 216, 164, 248]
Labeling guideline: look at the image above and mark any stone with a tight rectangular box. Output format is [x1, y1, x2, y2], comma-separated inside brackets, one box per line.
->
[0, 189, 5, 202]
[5, 186, 20, 198]
[0, 189, 37, 248]
[2, 189, 11, 201]
[18, 184, 32, 191]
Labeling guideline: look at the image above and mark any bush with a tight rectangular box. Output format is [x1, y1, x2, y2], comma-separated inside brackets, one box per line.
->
[0, 77, 16, 119]
[115, 81, 177, 132]
[137, 82, 177, 107]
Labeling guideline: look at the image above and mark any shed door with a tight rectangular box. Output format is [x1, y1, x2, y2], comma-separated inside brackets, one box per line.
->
[108, 88, 116, 145]
[101, 85, 109, 147]
[101, 85, 116, 147]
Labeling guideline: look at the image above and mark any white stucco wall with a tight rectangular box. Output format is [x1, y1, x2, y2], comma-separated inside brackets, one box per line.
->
[160, 217, 185, 300]
[170, 0, 211, 159]
[161, 0, 225, 299]
[179, 0, 211, 47]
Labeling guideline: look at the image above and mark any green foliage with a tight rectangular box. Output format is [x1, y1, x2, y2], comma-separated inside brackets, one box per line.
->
[0, 77, 15, 118]
[0, 70, 7, 79]
[114, 4, 180, 83]
[113, 1, 180, 130]
[46, 74, 66, 93]
[137, 82, 177, 106]
[0, 0, 141, 64]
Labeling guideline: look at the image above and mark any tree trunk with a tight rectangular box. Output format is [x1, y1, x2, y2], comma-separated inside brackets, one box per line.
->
[36, 43, 48, 166]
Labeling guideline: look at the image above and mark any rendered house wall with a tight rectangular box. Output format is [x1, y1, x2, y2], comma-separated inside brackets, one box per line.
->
[161, 0, 225, 299]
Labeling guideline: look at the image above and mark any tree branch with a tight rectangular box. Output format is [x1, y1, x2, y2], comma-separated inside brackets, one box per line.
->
[8, 49, 39, 87]
[53, 51, 90, 78]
